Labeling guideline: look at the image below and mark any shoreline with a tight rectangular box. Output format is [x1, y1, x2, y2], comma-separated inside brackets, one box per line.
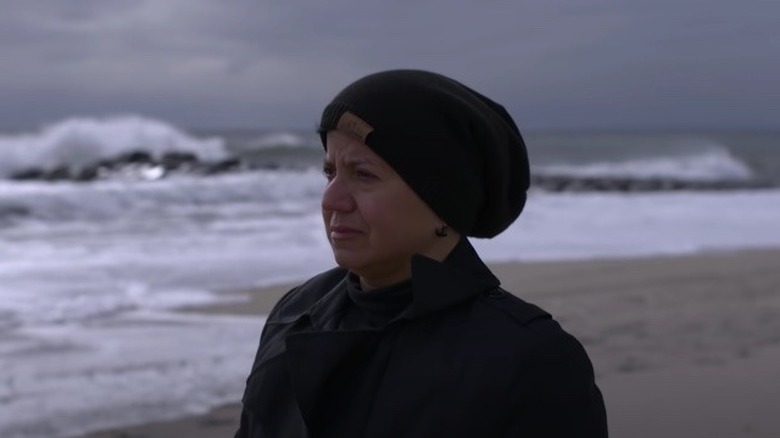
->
[77, 247, 780, 437]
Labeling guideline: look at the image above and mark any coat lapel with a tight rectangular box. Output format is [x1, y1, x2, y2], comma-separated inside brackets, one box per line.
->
[285, 330, 378, 435]
[400, 238, 500, 320]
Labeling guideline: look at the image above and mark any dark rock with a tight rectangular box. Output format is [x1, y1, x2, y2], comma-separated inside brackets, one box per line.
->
[202, 158, 243, 175]
[257, 162, 280, 170]
[10, 168, 46, 180]
[531, 174, 773, 193]
[96, 158, 118, 169]
[74, 166, 99, 182]
[44, 166, 72, 181]
[117, 151, 154, 164]
[161, 152, 198, 170]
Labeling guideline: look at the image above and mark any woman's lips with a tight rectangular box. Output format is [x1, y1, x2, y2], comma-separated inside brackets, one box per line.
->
[329, 225, 362, 240]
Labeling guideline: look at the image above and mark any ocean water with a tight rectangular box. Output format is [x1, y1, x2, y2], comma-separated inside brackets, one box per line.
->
[1, 116, 780, 437]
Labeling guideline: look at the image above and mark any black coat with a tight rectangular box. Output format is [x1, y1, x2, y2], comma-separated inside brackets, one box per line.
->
[235, 239, 607, 437]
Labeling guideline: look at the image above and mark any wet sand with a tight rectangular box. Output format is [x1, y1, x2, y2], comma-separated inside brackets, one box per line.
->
[78, 248, 780, 437]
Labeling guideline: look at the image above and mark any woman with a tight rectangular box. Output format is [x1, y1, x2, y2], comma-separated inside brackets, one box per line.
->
[235, 70, 607, 437]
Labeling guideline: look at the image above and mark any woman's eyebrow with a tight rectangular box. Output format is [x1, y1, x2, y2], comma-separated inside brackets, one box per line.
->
[345, 158, 373, 167]
[324, 157, 376, 168]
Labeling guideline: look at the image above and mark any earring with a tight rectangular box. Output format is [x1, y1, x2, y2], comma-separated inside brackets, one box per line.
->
[435, 225, 449, 237]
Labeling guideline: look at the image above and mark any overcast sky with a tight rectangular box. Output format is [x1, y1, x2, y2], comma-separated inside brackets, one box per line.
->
[1, 0, 778, 131]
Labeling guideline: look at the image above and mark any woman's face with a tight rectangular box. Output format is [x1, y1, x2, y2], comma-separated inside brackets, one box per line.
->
[322, 130, 455, 289]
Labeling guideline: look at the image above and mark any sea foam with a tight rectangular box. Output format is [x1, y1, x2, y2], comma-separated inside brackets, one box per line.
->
[0, 116, 227, 178]
[534, 147, 754, 182]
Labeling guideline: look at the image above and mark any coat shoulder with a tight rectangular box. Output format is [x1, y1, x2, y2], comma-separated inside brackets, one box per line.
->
[474, 288, 589, 362]
[476, 287, 551, 326]
[477, 292, 607, 436]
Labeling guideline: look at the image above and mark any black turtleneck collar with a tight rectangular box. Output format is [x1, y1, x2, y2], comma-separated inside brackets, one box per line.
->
[346, 273, 411, 312]
[338, 274, 413, 330]
[306, 238, 500, 330]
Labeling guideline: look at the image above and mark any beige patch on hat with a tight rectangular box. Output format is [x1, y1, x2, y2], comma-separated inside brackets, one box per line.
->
[336, 111, 374, 142]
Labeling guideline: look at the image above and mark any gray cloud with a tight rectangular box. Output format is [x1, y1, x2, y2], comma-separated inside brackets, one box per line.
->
[0, 0, 778, 130]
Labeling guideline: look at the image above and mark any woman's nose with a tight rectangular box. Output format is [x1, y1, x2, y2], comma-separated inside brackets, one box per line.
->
[321, 176, 355, 212]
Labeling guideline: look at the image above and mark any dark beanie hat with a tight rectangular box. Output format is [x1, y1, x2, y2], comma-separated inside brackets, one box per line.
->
[318, 69, 530, 238]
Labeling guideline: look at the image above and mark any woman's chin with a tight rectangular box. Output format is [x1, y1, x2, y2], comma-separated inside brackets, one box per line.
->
[330, 249, 364, 272]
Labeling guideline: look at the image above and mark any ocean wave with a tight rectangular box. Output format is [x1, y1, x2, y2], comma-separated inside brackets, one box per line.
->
[0, 116, 228, 178]
[245, 132, 312, 150]
[534, 147, 754, 182]
[0, 170, 325, 224]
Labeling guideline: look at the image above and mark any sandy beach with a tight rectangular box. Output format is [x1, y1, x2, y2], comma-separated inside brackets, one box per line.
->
[77, 248, 780, 438]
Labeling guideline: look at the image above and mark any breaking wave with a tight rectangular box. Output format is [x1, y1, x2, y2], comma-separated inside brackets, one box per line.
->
[0, 170, 325, 224]
[534, 147, 755, 182]
[0, 116, 228, 178]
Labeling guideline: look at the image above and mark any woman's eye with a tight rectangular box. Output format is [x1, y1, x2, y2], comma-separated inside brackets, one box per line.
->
[322, 166, 335, 180]
[356, 169, 376, 180]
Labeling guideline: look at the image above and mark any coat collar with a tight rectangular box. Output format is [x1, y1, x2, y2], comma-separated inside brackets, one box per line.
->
[401, 237, 499, 319]
[306, 238, 499, 329]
